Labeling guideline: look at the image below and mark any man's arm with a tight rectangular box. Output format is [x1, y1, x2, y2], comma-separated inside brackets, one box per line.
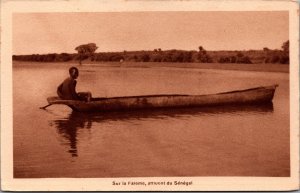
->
[69, 80, 80, 100]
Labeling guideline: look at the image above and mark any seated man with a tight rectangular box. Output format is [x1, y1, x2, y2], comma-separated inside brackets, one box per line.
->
[57, 67, 92, 102]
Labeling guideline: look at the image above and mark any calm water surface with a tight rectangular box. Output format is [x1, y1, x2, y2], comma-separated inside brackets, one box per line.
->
[13, 62, 290, 177]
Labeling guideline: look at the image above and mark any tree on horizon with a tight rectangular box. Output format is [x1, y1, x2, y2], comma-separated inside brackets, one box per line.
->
[75, 43, 98, 65]
[281, 40, 289, 54]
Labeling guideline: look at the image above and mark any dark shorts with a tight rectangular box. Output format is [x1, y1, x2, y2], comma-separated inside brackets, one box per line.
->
[77, 92, 92, 102]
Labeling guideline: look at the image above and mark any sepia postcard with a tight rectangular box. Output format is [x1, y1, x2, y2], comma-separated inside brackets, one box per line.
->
[1, 0, 299, 191]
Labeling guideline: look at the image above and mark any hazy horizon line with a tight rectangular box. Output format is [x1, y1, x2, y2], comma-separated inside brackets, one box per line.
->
[13, 47, 286, 56]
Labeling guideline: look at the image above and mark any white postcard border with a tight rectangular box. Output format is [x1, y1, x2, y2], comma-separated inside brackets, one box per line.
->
[1, 0, 299, 191]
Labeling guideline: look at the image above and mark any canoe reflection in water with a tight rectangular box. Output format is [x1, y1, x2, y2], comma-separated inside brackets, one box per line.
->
[50, 102, 273, 157]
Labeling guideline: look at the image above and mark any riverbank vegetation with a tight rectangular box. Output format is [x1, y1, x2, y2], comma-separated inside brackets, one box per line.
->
[13, 41, 289, 65]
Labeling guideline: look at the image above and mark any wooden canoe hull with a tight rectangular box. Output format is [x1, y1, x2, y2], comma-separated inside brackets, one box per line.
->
[47, 85, 278, 112]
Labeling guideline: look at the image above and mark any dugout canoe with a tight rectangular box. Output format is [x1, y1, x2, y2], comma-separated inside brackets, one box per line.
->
[46, 85, 278, 112]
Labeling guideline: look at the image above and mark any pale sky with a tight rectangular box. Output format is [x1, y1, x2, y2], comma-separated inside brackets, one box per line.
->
[13, 12, 288, 55]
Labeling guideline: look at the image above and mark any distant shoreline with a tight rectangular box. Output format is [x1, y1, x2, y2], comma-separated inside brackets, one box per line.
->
[13, 44, 290, 65]
[13, 61, 289, 73]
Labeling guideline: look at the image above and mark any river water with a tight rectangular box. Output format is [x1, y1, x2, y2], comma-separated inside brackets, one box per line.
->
[13, 62, 290, 177]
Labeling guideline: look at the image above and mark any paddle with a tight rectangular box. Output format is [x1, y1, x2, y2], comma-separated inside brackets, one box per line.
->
[40, 104, 52, 110]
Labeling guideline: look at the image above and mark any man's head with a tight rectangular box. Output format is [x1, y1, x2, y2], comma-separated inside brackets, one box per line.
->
[69, 67, 79, 79]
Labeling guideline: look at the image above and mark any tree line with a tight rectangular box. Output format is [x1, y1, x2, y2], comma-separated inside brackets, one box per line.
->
[13, 41, 289, 64]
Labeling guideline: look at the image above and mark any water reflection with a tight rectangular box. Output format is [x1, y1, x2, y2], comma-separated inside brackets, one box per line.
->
[52, 113, 92, 157]
[50, 103, 273, 157]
